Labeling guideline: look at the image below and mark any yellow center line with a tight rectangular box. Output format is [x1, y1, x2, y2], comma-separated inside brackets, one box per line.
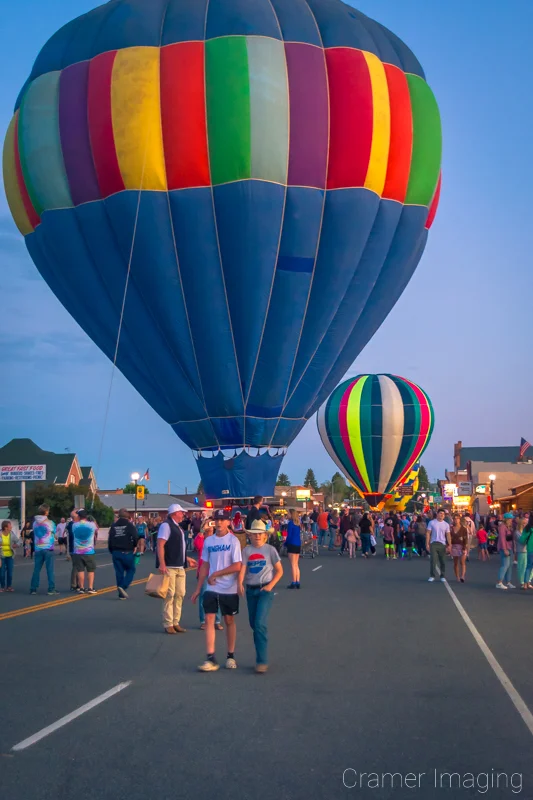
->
[0, 566, 196, 622]
[0, 578, 149, 621]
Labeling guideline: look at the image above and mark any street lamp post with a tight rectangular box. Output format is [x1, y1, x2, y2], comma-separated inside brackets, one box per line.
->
[131, 471, 140, 520]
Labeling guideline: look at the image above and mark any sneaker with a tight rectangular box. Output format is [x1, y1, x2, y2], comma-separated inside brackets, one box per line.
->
[117, 587, 128, 599]
[30, 590, 37, 595]
[295, 582, 300, 589]
[118, 594, 126, 600]
[428, 577, 435, 582]
[198, 660, 220, 672]
[507, 583, 516, 589]
[496, 582, 508, 590]
[255, 664, 268, 674]
[440, 577, 447, 583]
[225, 657, 238, 669]
[77, 588, 85, 593]
[287, 582, 296, 589]
[87, 588, 97, 595]
[47, 590, 60, 595]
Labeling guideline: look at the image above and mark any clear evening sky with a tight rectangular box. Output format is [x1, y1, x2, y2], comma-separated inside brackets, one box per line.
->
[1, 0, 532, 492]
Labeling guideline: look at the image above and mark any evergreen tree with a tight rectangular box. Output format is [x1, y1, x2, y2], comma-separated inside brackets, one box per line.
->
[276, 473, 291, 486]
[304, 468, 319, 492]
[418, 465, 430, 489]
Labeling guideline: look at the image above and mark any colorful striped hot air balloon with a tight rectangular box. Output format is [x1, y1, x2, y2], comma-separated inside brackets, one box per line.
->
[317, 375, 434, 508]
[3, 0, 441, 499]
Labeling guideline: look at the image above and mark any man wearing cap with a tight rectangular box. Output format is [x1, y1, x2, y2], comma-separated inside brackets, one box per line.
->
[157, 504, 197, 634]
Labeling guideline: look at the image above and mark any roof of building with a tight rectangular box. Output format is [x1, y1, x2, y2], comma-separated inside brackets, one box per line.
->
[459, 446, 521, 468]
[81, 467, 93, 479]
[0, 438, 76, 496]
[97, 492, 203, 513]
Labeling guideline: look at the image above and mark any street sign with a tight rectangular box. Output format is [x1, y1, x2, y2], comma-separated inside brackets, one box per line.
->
[475, 484, 487, 494]
[398, 485, 412, 496]
[432, 495, 442, 503]
[458, 481, 473, 495]
[0, 464, 46, 481]
[136, 485, 145, 500]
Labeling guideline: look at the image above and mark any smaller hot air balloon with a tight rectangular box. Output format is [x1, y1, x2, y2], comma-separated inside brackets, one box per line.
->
[317, 375, 434, 509]
[383, 462, 420, 512]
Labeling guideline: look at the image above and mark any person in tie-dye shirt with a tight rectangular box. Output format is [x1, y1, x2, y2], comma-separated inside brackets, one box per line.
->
[72, 509, 98, 594]
[30, 505, 59, 595]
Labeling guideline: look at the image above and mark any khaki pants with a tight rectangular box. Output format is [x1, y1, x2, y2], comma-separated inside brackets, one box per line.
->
[162, 567, 186, 628]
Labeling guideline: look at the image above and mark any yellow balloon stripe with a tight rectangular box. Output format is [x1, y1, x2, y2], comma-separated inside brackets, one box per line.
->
[346, 376, 371, 492]
[112, 47, 167, 191]
[2, 115, 33, 235]
[363, 51, 391, 197]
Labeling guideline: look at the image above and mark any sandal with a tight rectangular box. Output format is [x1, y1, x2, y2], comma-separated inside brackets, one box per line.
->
[200, 623, 206, 631]
[215, 623, 224, 630]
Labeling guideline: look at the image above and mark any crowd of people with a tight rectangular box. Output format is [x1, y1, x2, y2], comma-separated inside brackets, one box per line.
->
[2, 496, 533, 674]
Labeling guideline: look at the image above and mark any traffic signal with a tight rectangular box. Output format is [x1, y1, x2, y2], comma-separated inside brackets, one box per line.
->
[136, 485, 145, 500]
[205, 500, 213, 509]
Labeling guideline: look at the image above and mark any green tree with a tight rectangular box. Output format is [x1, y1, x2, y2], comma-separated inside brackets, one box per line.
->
[123, 482, 150, 495]
[418, 465, 429, 489]
[8, 484, 114, 527]
[276, 473, 291, 486]
[332, 471, 350, 501]
[304, 468, 319, 492]
[196, 480, 204, 494]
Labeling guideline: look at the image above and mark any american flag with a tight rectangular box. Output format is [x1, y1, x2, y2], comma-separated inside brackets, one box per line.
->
[142, 468, 150, 481]
[519, 438, 531, 460]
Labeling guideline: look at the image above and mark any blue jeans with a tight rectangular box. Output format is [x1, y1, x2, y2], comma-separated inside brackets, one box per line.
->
[361, 533, 372, 555]
[30, 549, 55, 592]
[525, 553, 533, 584]
[0, 555, 14, 588]
[199, 579, 221, 625]
[246, 586, 274, 665]
[112, 552, 136, 590]
[498, 551, 513, 584]
[311, 522, 318, 538]
[328, 527, 337, 549]
[318, 529, 327, 546]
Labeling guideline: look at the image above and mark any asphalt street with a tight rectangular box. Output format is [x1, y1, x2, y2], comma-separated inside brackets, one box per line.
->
[2, 546, 533, 800]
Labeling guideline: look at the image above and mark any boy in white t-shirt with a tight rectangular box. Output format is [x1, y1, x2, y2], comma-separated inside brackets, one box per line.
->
[192, 508, 242, 672]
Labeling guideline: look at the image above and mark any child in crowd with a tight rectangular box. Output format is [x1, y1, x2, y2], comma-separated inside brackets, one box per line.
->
[239, 519, 283, 673]
[383, 518, 395, 559]
[192, 509, 242, 672]
[476, 526, 489, 561]
[345, 526, 359, 559]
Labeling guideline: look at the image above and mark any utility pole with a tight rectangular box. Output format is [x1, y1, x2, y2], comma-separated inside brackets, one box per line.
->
[168, 480, 171, 495]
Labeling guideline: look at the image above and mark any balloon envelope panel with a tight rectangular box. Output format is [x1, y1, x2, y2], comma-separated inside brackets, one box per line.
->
[3, 0, 441, 497]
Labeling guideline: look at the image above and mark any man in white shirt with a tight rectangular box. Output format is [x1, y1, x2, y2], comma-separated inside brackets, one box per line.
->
[56, 518, 67, 556]
[192, 508, 242, 672]
[426, 509, 451, 583]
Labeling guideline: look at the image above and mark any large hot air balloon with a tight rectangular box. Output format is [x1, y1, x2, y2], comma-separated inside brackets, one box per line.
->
[3, 0, 441, 499]
[317, 375, 434, 508]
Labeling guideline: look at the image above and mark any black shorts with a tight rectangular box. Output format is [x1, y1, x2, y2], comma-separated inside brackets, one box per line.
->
[286, 544, 301, 555]
[58, 537, 66, 545]
[73, 554, 97, 572]
[202, 591, 239, 617]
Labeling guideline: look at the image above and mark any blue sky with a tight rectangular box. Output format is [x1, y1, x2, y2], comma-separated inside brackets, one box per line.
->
[1, 0, 533, 492]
